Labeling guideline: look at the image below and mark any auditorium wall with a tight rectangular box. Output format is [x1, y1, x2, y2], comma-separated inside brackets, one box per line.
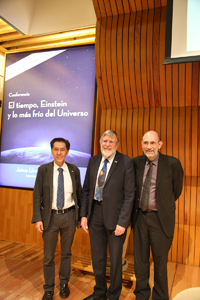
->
[0, 0, 200, 268]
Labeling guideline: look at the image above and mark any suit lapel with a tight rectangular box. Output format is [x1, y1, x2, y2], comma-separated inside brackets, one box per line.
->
[66, 162, 76, 192]
[104, 152, 120, 186]
[90, 154, 102, 199]
[47, 162, 54, 205]
[156, 152, 166, 190]
[138, 156, 146, 194]
[92, 155, 102, 190]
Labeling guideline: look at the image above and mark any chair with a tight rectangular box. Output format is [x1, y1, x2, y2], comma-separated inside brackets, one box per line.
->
[172, 287, 200, 300]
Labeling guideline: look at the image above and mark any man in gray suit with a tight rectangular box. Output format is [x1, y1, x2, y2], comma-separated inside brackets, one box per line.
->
[32, 137, 81, 300]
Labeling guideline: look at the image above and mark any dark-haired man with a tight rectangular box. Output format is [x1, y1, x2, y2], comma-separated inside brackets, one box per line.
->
[132, 131, 183, 300]
[32, 138, 81, 300]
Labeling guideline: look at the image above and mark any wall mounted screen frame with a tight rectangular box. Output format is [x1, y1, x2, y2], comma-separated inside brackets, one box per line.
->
[0, 45, 96, 189]
[165, 0, 200, 64]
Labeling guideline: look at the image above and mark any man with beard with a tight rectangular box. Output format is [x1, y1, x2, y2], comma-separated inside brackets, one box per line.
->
[132, 131, 183, 300]
[80, 130, 135, 300]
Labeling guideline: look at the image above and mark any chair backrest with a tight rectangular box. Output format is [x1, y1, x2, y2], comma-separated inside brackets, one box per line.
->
[172, 288, 200, 300]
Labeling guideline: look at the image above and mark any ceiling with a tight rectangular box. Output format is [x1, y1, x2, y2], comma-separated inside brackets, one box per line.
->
[0, 0, 96, 55]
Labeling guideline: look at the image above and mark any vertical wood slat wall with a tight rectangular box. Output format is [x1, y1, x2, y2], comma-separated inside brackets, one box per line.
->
[93, 0, 200, 268]
[0, 0, 200, 269]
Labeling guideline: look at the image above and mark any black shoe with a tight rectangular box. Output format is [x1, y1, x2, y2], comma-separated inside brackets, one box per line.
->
[60, 283, 70, 298]
[42, 291, 54, 300]
[83, 292, 107, 300]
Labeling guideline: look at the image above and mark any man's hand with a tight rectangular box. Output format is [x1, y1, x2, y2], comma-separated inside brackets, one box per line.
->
[35, 221, 44, 233]
[81, 217, 89, 233]
[114, 224, 126, 236]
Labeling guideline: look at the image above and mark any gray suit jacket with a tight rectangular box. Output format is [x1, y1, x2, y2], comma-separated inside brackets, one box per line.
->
[80, 151, 135, 230]
[132, 152, 183, 238]
[31, 161, 81, 230]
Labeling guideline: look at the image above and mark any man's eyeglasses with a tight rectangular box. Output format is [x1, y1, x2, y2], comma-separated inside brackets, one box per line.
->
[143, 141, 158, 146]
[102, 140, 115, 145]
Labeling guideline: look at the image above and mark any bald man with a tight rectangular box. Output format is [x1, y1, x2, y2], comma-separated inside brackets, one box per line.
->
[132, 131, 183, 300]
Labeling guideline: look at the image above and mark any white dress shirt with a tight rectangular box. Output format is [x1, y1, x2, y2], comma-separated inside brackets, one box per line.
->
[52, 162, 75, 209]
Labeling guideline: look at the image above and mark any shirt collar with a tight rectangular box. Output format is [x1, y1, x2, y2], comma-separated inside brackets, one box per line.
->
[54, 161, 67, 171]
[146, 152, 159, 166]
[102, 151, 116, 164]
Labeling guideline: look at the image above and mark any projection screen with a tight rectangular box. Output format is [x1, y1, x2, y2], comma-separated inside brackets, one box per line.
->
[165, 0, 200, 64]
[0, 45, 96, 189]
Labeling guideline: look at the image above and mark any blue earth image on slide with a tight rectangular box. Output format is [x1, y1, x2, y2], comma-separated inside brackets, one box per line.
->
[0, 147, 91, 167]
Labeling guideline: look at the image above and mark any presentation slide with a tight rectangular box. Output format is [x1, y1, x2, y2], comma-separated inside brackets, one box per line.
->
[165, 0, 200, 63]
[0, 45, 96, 189]
[187, 0, 200, 51]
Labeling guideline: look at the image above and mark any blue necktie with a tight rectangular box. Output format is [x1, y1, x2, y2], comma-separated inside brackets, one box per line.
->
[95, 159, 109, 202]
[57, 168, 64, 210]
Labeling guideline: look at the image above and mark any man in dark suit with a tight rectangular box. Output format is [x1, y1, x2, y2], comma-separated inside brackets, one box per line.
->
[80, 130, 135, 300]
[32, 137, 81, 300]
[132, 130, 183, 300]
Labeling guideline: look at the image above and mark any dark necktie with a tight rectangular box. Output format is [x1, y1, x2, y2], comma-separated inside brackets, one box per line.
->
[95, 159, 109, 202]
[140, 162, 153, 212]
[57, 168, 64, 210]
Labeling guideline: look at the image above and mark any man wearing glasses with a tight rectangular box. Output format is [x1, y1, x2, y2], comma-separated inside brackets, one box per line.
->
[80, 130, 135, 300]
[132, 131, 183, 300]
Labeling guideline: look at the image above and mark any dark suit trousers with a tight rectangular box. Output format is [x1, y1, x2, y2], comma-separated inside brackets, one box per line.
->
[42, 209, 76, 291]
[89, 201, 126, 300]
[133, 209, 173, 300]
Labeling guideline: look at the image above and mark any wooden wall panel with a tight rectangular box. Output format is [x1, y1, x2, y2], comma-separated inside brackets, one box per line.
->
[95, 20, 106, 110]
[106, 17, 116, 109]
[123, 0, 131, 14]
[110, 0, 118, 15]
[116, 109, 122, 153]
[147, 9, 155, 107]
[192, 62, 199, 106]
[159, 7, 166, 107]
[100, 18, 111, 109]
[117, 15, 127, 108]
[104, 0, 112, 16]
[172, 65, 178, 107]
[0, 188, 43, 247]
[166, 107, 173, 156]
[94, 7, 200, 111]
[111, 16, 122, 108]
[141, 10, 148, 108]
[127, 109, 133, 158]
[153, 8, 161, 107]
[123, 14, 132, 109]
[121, 109, 128, 155]
[179, 64, 186, 107]
[132, 109, 139, 158]
[93, 0, 166, 18]
[135, 11, 143, 108]
[143, 107, 150, 134]
[129, 13, 137, 108]
[186, 63, 192, 106]
[116, 0, 124, 15]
